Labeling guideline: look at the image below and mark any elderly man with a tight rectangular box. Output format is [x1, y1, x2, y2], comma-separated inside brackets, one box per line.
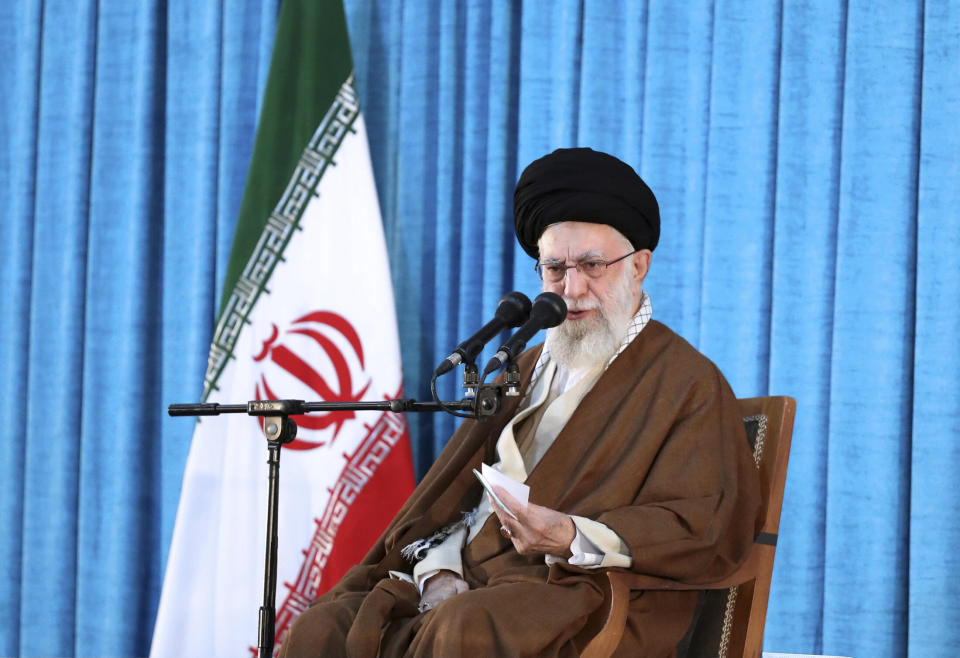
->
[280, 148, 760, 657]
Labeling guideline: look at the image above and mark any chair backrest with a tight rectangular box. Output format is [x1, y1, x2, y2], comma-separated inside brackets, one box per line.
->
[684, 395, 796, 657]
[580, 395, 796, 658]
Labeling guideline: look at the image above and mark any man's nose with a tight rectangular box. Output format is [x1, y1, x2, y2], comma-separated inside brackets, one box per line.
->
[563, 267, 589, 297]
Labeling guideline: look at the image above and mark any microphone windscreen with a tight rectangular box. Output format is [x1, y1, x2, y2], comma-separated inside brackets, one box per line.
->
[495, 291, 532, 327]
[531, 292, 566, 328]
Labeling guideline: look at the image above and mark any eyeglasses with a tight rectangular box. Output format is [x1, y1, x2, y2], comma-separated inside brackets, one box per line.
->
[534, 250, 638, 283]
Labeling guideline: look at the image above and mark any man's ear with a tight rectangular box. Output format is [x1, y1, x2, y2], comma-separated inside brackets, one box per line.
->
[633, 249, 652, 285]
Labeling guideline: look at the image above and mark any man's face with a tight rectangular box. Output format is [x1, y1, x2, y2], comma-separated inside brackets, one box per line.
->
[537, 222, 651, 370]
[537, 221, 649, 324]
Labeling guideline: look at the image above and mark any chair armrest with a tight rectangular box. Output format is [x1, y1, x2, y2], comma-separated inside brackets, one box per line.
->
[581, 571, 630, 658]
[580, 550, 765, 658]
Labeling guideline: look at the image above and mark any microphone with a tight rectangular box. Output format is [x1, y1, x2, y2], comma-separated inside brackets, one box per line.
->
[434, 291, 532, 376]
[482, 292, 567, 377]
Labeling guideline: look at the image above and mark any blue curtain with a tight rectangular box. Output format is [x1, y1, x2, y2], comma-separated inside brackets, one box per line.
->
[1, 1, 957, 656]
[0, 1, 280, 655]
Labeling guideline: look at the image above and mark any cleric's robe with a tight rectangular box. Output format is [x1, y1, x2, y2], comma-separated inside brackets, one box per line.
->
[280, 320, 761, 657]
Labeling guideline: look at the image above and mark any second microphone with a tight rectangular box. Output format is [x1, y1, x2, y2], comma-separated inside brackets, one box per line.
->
[433, 291, 533, 376]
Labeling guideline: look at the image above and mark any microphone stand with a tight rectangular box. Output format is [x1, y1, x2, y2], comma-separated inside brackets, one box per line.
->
[167, 393, 502, 658]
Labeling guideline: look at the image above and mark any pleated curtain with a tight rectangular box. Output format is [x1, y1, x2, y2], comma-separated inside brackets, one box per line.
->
[0, 1, 956, 656]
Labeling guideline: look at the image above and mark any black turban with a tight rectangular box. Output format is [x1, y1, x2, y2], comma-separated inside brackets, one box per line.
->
[513, 147, 660, 258]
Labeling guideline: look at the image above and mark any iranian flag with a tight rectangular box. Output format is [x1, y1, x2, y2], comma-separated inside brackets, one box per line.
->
[150, 1, 415, 655]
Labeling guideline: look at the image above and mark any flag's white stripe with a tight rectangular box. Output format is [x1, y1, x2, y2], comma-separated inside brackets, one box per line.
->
[152, 110, 409, 657]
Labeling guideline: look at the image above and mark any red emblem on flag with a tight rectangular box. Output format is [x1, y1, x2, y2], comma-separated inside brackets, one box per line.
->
[253, 311, 371, 450]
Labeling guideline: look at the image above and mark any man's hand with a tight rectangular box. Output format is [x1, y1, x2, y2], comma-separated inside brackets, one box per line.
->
[418, 569, 469, 612]
[490, 486, 576, 557]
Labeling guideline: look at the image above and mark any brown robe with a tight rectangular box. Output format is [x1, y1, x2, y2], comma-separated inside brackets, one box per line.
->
[280, 321, 761, 657]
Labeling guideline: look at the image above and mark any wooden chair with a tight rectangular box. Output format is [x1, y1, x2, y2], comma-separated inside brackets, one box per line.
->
[581, 396, 796, 658]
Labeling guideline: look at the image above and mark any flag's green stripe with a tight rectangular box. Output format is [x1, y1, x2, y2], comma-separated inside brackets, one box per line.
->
[220, 0, 353, 320]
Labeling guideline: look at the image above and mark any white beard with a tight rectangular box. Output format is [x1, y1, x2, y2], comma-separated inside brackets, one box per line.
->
[545, 267, 639, 372]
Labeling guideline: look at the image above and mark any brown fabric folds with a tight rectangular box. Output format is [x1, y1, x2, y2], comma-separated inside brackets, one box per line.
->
[283, 321, 761, 657]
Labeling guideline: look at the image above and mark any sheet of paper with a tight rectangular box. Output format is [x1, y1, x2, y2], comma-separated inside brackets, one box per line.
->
[481, 462, 529, 510]
[472, 469, 518, 520]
